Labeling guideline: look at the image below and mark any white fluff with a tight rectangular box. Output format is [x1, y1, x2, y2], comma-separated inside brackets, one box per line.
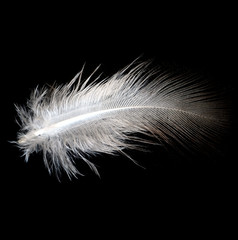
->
[15, 60, 228, 179]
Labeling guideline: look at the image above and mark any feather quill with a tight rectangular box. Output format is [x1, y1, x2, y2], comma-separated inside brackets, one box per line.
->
[15, 60, 228, 179]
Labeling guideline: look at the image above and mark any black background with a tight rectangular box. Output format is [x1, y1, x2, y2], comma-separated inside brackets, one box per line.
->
[2, 2, 237, 237]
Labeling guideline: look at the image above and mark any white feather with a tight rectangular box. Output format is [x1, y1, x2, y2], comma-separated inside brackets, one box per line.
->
[15, 60, 228, 179]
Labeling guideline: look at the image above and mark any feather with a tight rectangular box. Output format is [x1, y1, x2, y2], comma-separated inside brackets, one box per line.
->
[15, 60, 229, 179]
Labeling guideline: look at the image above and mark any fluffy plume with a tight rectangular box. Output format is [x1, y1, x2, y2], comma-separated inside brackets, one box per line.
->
[15, 60, 228, 179]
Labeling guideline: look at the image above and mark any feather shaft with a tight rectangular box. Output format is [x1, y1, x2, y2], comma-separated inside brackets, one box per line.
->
[18, 104, 216, 145]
